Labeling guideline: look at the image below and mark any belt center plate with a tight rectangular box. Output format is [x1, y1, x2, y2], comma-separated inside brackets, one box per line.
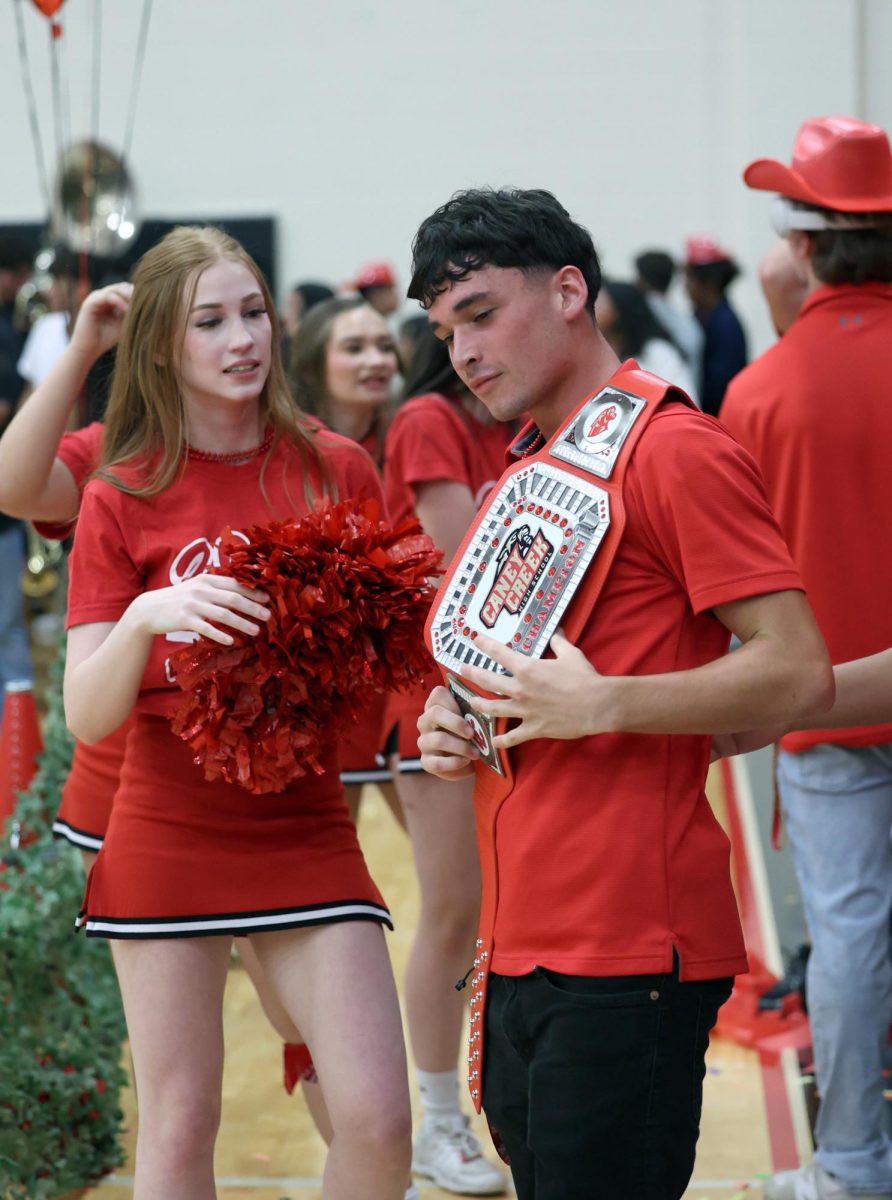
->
[430, 461, 610, 678]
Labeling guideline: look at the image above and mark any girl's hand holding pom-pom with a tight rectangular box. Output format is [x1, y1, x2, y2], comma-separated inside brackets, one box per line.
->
[168, 497, 441, 794]
[131, 575, 270, 645]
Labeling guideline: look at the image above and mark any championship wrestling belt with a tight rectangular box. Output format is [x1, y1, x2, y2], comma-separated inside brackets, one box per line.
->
[423, 365, 688, 1113]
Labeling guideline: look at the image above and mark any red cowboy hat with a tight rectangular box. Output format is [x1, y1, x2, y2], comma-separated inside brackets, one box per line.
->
[744, 115, 892, 212]
[351, 261, 396, 290]
[684, 235, 736, 266]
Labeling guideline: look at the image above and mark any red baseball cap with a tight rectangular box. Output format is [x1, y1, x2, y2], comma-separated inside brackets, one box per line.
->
[744, 116, 892, 212]
[684, 235, 735, 266]
[351, 261, 396, 290]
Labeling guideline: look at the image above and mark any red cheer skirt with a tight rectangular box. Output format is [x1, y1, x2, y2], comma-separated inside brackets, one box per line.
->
[338, 692, 393, 785]
[53, 717, 134, 851]
[77, 714, 391, 939]
[385, 665, 441, 769]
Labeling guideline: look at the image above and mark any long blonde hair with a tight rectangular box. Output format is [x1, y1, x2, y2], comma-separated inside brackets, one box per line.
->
[100, 225, 327, 499]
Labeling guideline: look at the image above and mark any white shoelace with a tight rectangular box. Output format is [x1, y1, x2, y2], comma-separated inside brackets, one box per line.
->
[436, 1119, 483, 1161]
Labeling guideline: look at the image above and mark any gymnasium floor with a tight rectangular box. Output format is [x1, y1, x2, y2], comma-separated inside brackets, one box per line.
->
[87, 763, 813, 1199]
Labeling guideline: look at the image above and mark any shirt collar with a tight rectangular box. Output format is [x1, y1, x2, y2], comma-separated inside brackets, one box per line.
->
[799, 281, 892, 320]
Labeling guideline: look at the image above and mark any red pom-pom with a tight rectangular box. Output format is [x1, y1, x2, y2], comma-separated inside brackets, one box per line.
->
[169, 497, 441, 793]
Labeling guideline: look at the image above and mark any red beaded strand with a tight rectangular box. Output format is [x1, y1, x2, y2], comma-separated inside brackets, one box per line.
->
[184, 429, 274, 464]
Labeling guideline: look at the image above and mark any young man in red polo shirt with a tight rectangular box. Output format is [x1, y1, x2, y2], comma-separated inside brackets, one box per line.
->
[409, 187, 834, 1200]
[721, 116, 892, 1200]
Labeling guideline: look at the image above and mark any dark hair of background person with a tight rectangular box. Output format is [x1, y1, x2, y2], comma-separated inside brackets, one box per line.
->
[294, 281, 335, 313]
[400, 322, 464, 402]
[0, 234, 35, 272]
[600, 279, 682, 360]
[634, 250, 676, 295]
[398, 313, 428, 357]
[792, 202, 892, 285]
[50, 245, 109, 289]
[59, 250, 125, 424]
[685, 257, 740, 294]
[408, 187, 602, 313]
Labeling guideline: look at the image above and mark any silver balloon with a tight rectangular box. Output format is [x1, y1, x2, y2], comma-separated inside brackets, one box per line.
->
[49, 139, 140, 259]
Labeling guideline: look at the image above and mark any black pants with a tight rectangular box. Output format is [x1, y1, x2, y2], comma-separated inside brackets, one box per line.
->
[481, 959, 733, 1200]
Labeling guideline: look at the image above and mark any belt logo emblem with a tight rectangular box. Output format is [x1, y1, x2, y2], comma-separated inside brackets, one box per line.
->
[586, 403, 618, 440]
[481, 526, 554, 628]
[552, 385, 645, 479]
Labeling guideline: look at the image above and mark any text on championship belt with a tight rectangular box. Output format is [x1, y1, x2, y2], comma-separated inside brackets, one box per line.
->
[430, 461, 610, 678]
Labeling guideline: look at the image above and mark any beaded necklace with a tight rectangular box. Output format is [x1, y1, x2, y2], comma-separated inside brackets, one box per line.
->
[520, 430, 545, 458]
[184, 428, 274, 464]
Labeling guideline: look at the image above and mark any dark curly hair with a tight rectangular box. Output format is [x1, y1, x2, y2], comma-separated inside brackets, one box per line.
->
[408, 187, 601, 314]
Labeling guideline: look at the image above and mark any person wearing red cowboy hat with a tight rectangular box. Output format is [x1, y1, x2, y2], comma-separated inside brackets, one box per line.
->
[682, 234, 748, 418]
[721, 115, 892, 1200]
[350, 261, 400, 318]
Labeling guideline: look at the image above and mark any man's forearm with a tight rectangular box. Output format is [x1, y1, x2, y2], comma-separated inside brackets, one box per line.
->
[605, 632, 834, 736]
[800, 649, 892, 730]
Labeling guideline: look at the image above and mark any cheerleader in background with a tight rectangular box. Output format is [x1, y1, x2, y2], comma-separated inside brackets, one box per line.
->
[289, 295, 406, 827]
[382, 327, 510, 1196]
[24, 231, 411, 1200]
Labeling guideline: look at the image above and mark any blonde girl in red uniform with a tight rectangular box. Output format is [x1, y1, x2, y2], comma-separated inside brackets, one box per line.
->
[382, 328, 509, 1196]
[61, 227, 410, 1200]
[289, 295, 404, 825]
[0, 280, 342, 1149]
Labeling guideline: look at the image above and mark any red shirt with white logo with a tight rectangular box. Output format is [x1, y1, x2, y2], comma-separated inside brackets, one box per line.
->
[383, 392, 512, 526]
[66, 431, 382, 716]
[490, 398, 801, 981]
[721, 283, 892, 752]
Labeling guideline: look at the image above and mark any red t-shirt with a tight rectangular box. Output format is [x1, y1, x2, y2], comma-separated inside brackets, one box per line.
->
[721, 283, 892, 751]
[490, 399, 802, 981]
[32, 421, 104, 540]
[383, 392, 511, 526]
[66, 432, 383, 717]
[358, 424, 384, 470]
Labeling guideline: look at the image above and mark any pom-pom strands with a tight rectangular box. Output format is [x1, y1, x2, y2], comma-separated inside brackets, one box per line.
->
[170, 498, 441, 794]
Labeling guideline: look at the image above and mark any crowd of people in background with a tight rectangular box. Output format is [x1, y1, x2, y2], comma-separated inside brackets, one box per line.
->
[0, 229, 750, 736]
[1, 113, 891, 1200]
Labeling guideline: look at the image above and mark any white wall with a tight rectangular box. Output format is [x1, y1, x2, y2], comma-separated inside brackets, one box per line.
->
[1, 0, 889, 353]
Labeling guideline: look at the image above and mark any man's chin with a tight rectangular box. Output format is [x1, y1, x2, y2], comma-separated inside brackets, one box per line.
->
[479, 394, 526, 425]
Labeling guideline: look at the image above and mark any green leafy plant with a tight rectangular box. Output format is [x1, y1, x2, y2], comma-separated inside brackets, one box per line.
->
[0, 650, 127, 1199]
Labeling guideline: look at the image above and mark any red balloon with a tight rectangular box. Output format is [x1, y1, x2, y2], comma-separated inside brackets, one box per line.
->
[31, 0, 65, 16]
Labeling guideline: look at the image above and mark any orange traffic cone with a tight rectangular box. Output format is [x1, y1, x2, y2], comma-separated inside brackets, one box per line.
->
[0, 680, 43, 826]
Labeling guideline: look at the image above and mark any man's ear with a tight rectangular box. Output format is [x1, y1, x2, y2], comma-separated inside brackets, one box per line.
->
[787, 230, 814, 264]
[787, 230, 822, 293]
[555, 266, 589, 321]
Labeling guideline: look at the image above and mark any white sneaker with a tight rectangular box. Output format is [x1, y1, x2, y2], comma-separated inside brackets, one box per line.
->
[763, 1161, 889, 1200]
[412, 1114, 507, 1195]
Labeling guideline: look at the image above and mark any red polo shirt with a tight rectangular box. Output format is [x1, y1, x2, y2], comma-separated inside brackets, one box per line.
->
[722, 283, 892, 752]
[490, 395, 801, 981]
